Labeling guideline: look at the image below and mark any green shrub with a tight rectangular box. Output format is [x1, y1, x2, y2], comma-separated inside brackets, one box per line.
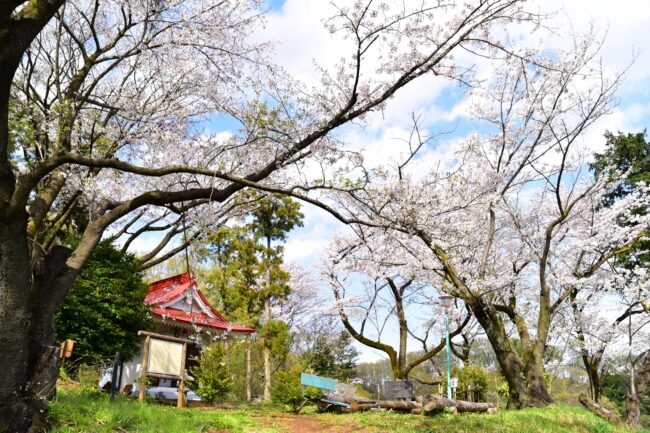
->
[444, 364, 489, 402]
[77, 364, 100, 388]
[497, 379, 510, 400]
[189, 344, 231, 403]
[54, 241, 151, 365]
[354, 384, 373, 399]
[272, 365, 307, 411]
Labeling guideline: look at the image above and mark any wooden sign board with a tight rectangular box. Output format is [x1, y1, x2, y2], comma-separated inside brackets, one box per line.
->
[147, 339, 184, 377]
[137, 331, 190, 408]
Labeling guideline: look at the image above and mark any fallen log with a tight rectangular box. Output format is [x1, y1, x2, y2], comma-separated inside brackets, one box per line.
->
[349, 399, 419, 412]
[578, 394, 622, 424]
[421, 395, 495, 413]
[376, 400, 419, 411]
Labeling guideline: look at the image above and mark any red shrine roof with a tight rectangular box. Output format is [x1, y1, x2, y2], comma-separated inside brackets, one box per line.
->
[145, 272, 255, 335]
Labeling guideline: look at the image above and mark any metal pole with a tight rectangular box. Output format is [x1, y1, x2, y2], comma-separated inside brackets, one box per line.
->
[445, 307, 452, 399]
[110, 351, 121, 401]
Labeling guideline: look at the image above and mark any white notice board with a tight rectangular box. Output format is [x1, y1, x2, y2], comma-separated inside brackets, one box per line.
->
[147, 338, 184, 377]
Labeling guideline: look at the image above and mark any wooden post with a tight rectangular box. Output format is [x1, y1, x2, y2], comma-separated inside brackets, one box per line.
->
[246, 339, 252, 401]
[224, 339, 229, 369]
[177, 342, 187, 408]
[139, 335, 150, 403]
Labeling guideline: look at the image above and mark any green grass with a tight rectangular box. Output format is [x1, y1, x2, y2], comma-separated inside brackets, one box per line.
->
[50, 385, 650, 433]
[50, 385, 278, 433]
[315, 404, 650, 433]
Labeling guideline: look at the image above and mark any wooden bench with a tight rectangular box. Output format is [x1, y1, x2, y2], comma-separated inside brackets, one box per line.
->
[297, 373, 350, 413]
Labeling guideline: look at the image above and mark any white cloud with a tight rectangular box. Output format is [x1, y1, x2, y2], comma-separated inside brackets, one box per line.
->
[283, 204, 346, 265]
[258, 0, 350, 86]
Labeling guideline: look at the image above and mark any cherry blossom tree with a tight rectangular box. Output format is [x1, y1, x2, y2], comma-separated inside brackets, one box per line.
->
[565, 275, 650, 404]
[324, 231, 470, 380]
[323, 34, 647, 408]
[0, 0, 543, 429]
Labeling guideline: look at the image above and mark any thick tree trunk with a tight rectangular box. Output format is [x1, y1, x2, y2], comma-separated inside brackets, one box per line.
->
[0, 3, 66, 430]
[583, 355, 602, 402]
[524, 359, 552, 406]
[470, 301, 551, 408]
[0, 220, 92, 432]
[0, 213, 49, 433]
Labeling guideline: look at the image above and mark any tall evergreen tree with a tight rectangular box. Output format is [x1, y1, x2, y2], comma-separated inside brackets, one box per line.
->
[592, 131, 650, 202]
[248, 194, 304, 400]
[301, 319, 358, 382]
[198, 195, 303, 400]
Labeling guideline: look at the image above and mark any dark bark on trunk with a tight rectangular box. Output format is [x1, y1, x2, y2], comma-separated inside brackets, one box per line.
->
[26, 246, 72, 404]
[524, 359, 552, 406]
[583, 354, 602, 402]
[0, 3, 66, 431]
[470, 301, 526, 408]
[0, 212, 41, 433]
[0, 225, 72, 432]
[0, 227, 96, 432]
[469, 301, 551, 408]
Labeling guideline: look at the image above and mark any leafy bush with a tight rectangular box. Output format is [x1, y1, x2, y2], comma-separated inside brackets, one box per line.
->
[77, 364, 100, 389]
[55, 241, 151, 364]
[189, 344, 231, 403]
[272, 365, 307, 411]
[497, 379, 509, 400]
[444, 364, 489, 402]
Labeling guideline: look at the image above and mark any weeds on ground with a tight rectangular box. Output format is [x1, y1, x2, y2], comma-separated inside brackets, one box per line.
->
[50, 384, 278, 433]
[315, 404, 650, 433]
[50, 382, 650, 433]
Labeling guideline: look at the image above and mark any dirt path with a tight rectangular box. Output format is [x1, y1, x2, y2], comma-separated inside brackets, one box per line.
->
[254, 414, 366, 433]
